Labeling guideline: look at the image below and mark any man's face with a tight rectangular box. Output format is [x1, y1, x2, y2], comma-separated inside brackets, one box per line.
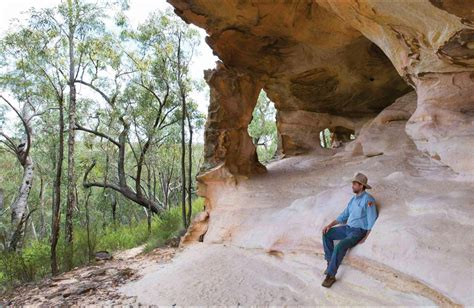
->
[352, 181, 364, 193]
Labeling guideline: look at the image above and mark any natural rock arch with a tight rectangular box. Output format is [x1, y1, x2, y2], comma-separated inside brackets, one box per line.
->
[169, 0, 473, 176]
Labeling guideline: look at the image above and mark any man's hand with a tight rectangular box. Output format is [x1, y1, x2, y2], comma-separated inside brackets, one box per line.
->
[322, 225, 331, 234]
[322, 219, 339, 234]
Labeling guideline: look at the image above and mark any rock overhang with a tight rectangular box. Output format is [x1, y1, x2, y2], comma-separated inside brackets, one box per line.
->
[167, 0, 474, 175]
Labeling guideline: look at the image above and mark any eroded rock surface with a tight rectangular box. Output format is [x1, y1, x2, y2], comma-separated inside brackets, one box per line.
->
[168, 0, 474, 176]
[170, 0, 414, 175]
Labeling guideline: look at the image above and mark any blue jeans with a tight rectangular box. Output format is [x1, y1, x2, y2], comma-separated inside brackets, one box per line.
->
[322, 225, 367, 276]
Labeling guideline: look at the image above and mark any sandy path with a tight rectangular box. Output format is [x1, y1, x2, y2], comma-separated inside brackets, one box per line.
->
[1, 245, 179, 306]
[119, 242, 438, 305]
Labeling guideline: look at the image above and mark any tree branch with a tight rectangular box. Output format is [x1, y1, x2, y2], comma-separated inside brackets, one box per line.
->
[75, 123, 120, 147]
[0, 95, 32, 163]
[75, 80, 113, 106]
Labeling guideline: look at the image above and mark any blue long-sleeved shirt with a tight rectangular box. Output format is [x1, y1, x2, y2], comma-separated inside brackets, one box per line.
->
[336, 190, 378, 230]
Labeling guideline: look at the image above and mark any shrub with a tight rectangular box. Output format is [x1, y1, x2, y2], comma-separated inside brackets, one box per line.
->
[144, 197, 205, 252]
[0, 240, 50, 291]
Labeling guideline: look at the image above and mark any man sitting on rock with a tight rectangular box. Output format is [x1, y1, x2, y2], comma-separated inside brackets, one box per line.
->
[320, 172, 378, 288]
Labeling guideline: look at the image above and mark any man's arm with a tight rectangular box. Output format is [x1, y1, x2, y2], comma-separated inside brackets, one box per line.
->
[322, 219, 339, 234]
[366, 198, 378, 230]
[335, 203, 350, 225]
[322, 203, 350, 234]
[359, 198, 378, 243]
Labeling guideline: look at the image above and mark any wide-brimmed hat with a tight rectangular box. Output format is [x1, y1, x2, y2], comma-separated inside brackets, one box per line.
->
[351, 172, 372, 189]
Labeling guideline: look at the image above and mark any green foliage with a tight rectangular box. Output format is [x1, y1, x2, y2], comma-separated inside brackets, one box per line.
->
[320, 128, 331, 148]
[144, 197, 204, 253]
[0, 197, 206, 291]
[248, 91, 278, 163]
[96, 223, 148, 253]
[70, 226, 99, 266]
[0, 241, 50, 290]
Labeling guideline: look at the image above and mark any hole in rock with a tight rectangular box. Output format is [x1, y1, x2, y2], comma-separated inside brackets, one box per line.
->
[320, 126, 355, 149]
[248, 90, 277, 164]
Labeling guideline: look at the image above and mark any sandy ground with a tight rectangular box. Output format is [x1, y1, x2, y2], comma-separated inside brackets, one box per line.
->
[120, 242, 441, 305]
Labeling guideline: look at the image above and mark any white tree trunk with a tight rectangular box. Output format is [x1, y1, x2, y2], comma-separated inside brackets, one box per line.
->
[9, 155, 34, 250]
[9, 102, 34, 251]
[26, 202, 37, 241]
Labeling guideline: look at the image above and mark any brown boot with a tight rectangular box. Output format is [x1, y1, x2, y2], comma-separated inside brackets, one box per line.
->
[321, 274, 336, 288]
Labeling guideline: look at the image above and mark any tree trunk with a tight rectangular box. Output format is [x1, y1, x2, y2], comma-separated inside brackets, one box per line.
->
[111, 192, 117, 231]
[39, 177, 47, 239]
[146, 165, 152, 236]
[81, 120, 163, 214]
[7, 98, 34, 251]
[26, 203, 38, 241]
[186, 109, 193, 226]
[153, 168, 157, 202]
[51, 95, 64, 276]
[65, 0, 77, 271]
[0, 189, 3, 212]
[9, 156, 34, 251]
[84, 188, 92, 262]
[177, 30, 188, 229]
[180, 93, 187, 229]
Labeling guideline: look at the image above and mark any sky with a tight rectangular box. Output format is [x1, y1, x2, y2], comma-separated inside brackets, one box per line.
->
[0, 0, 219, 142]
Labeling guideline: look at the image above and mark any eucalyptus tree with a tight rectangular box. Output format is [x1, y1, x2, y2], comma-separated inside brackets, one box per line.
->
[0, 15, 68, 273]
[0, 95, 35, 251]
[143, 9, 201, 228]
[0, 0, 126, 271]
[75, 15, 173, 216]
[77, 10, 204, 228]
[31, 0, 130, 270]
[0, 25, 62, 250]
[74, 29, 170, 215]
[47, 0, 107, 270]
[0, 2, 205, 270]
[248, 91, 277, 163]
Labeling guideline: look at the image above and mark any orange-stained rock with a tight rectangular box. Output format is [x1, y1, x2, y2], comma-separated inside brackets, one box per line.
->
[202, 61, 266, 176]
[169, 0, 412, 162]
[168, 0, 474, 176]
[179, 209, 209, 246]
